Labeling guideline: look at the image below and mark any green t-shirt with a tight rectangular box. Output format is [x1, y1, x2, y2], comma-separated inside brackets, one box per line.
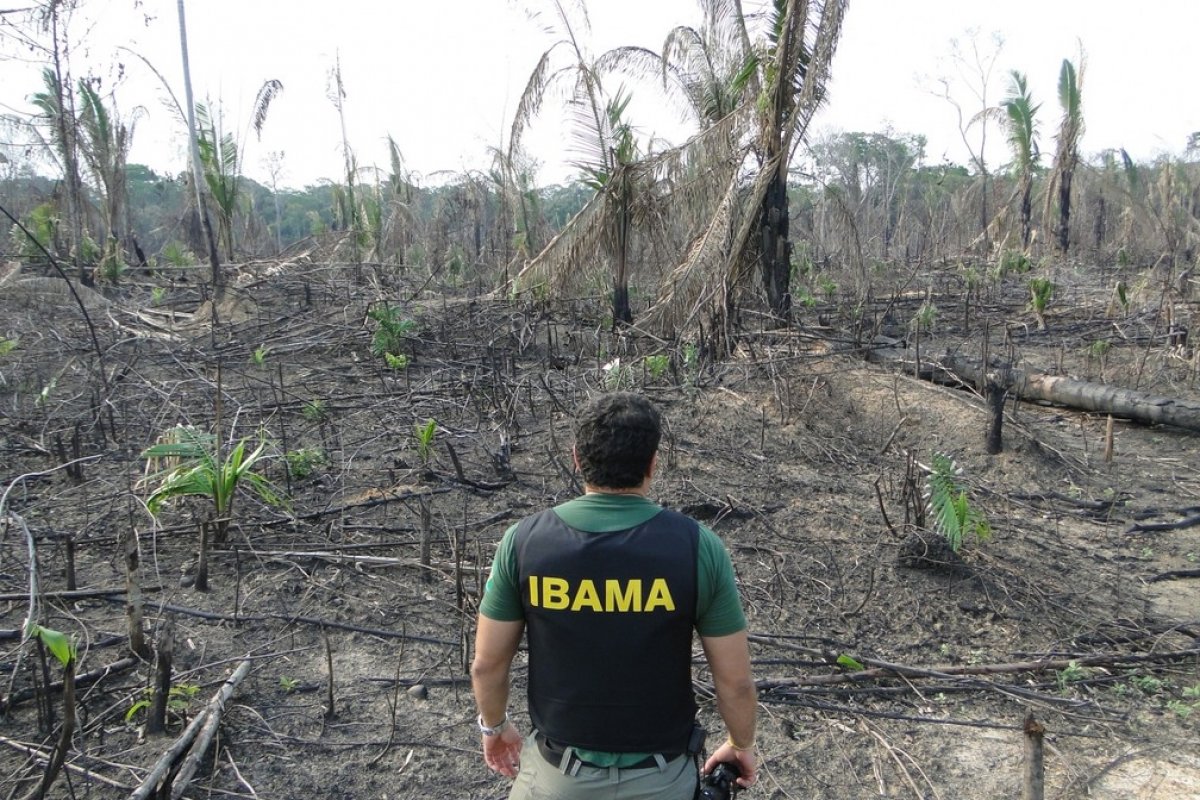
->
[479, 493, 747, 767]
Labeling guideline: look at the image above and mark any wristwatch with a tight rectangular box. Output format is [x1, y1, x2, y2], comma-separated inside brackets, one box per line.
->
[477, 713, 510, 736]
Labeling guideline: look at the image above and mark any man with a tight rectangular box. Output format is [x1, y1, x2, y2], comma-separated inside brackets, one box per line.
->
[472, 392, 757, 799]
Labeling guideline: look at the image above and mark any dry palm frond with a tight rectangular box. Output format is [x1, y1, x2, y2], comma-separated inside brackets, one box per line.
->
[513, 102, 755, 312]
[512, 189, 609, 297]
[785, 0, 848, 153]
[5, 277, 111, 309]
[644, 149, 780, 337]
[252, 79, 284, 140]
[643, 164, 743, 335]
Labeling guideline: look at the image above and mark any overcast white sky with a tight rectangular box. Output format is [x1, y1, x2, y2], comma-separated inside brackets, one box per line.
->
[5, 0, 1198, 189]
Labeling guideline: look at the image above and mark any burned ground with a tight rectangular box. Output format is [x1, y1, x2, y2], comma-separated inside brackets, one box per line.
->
[1, 258, 1197, 799]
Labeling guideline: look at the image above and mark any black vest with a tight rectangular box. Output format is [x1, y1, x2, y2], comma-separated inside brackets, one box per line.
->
[514, 506, 699, 753]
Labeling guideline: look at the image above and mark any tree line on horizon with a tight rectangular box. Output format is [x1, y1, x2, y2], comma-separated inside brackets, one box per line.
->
[2, 0, 1197, 341]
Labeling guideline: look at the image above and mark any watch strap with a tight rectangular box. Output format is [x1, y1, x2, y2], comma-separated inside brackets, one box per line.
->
[477, 713, 509, 736]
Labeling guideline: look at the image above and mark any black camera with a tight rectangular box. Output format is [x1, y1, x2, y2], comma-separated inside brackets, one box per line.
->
[698, 762, 741, 800]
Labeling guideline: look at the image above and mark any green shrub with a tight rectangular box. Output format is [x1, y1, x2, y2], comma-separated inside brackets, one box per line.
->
[925, 452, 991, 552]
[160, 241, 195, 268]
[999, 249, 1032, 275]
[8, 203, 58, 259]
[302, 399, 328, 422]
[368, 303, 417, 358]
[414, 418, 437, 463]
[644, 354, 670, 381]
[285, 447, 327, 479]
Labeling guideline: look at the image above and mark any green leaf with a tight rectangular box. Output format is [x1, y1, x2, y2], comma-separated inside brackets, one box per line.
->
[125, 698, 151, 723]
[27, 624, 74, 666]
[836, 654, 864, 671]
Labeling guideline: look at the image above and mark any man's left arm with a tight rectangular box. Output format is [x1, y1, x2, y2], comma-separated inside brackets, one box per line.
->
[471, 615, 525, 777]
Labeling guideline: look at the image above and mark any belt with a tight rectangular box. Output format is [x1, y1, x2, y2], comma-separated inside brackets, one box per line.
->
[535, 733, 680, 773]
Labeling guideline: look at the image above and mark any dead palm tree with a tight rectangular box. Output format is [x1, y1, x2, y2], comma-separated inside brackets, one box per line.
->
[599, 0, 757, 129]
[512, 0, 846, 345]
[651, 0, 848, 332]
[509, 0, 653, 326]
[76, 79, 141, 267]
[1045, 55, 1085, 253]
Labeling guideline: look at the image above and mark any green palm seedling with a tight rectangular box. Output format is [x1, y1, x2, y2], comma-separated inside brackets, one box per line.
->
[368, 303, 417, 361]
[414, 418, 437, 464]
[1028, 278, 1055, 330]
[142, 425, 281, 546]
[925, 453, 991, 553]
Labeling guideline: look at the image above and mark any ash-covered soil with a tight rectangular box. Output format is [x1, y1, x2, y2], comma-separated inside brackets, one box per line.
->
[1, 257, 1197, 799]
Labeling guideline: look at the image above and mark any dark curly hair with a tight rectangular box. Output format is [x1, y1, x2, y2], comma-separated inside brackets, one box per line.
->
[573, 392, 662, 489]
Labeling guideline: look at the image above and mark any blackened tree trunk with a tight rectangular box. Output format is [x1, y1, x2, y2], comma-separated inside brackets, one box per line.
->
[612, 171, 633, 327]
[1020, 180, 1033, 248]
[760, 167, 792, 322]
[985, 380, 1007, 454]
[1057, 169, 1074, 252]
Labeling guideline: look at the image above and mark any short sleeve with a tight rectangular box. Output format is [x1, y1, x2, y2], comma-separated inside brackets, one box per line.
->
[694, 524, 747, 637]
[478, 524, 525, 621]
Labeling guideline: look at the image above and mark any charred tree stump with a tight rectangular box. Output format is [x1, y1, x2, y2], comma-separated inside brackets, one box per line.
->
[1023, 712, 1045, 800]
[147, 618, 173, 735]
[195, 522, 209, 592]
[985, 380, 1007, 455]
[122, 526, 149, 658]
[419, 496, 432, 583]
[31, 655, 75, 800]
[64, 536, 76, 592]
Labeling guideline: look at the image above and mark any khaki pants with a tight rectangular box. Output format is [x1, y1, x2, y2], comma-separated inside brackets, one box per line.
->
[508, 733, 698, 800]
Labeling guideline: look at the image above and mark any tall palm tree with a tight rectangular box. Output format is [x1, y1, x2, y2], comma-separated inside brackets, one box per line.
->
[30, 64, 89, 283]
[76, 80, 139, 265]
[994, 70, 1039, 248]
[509, 0, 651, 326]
[177, 0, 222, 296]
[1045, 55, 1085, 253]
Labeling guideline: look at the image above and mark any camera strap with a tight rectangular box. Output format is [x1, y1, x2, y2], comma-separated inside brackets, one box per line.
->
[686, 723, 707, 756]
[689, 724, 707, 800]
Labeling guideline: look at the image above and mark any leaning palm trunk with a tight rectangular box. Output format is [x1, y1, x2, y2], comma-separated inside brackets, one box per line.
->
[177, 0, 222, 298]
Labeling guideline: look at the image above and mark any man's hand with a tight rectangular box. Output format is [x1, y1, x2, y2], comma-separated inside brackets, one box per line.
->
[482, 725, 524, 778]
[700, 629, 758, 790]
[703, 740, 758, 790]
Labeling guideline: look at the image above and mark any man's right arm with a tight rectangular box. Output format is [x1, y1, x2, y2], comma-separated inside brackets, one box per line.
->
[472, 615, 525, 777]
[700, 629, 758, 788]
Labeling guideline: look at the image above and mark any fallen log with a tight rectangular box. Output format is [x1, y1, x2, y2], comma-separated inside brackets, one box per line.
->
[1127, 513, 1200, 534]
[169, 659, 251, 800]
[869, 348, 1200, 433]
[0, 656, 139, 714]
[755, 646, 1200, 689]
[129, 658, 251, 800]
